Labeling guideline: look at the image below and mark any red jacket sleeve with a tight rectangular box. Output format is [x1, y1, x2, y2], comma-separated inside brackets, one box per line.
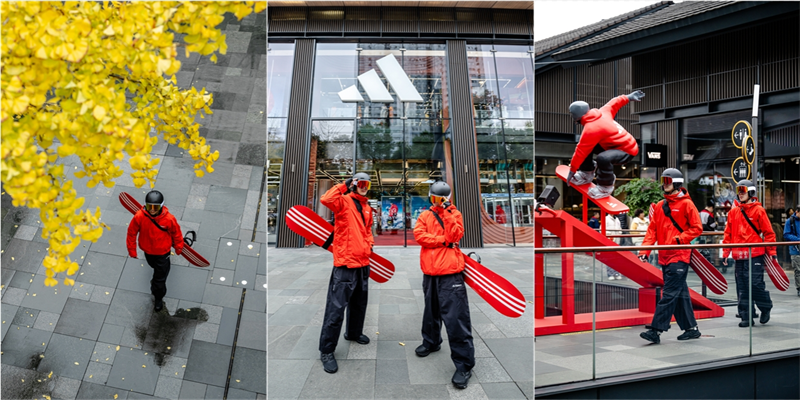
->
[758, 208, 777, 256]
[638, 206, 659, 257]
[320, 183, 349, 213]
[169, 214, 184, 255]
[413, 212, 445, 248]
[442, 207, 464, 245]
[600, 95, 630, 118]
[570, 127, 599, 173]
[722, 208, 734, 259]
[678, 203, 703, 245]
[127, 213, 141, 258]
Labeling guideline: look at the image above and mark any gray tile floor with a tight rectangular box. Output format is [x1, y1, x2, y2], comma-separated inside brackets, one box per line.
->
[1, 11, 266, 400]
[268, 247, 534, 400]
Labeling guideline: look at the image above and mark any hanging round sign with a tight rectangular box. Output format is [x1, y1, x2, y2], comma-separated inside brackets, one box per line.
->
[731, 157, 750, 184]
[731, 120, 750, 149]
[743, 135, 755, 164]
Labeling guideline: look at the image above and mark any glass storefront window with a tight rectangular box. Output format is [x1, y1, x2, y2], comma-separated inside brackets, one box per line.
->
[267, 42, 295, 244]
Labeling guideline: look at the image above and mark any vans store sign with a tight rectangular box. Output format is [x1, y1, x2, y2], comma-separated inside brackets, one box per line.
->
[338, 54, 423, 103]
[642, 143, 668, 167]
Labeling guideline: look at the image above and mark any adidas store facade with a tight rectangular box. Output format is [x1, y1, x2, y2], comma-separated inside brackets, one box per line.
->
[268, 3, 534, 248]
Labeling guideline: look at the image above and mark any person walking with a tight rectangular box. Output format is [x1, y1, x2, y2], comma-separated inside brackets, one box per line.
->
[606, 213, 623, 280]
[722, 180, 776, 327]
[638, 169, 703, 344]
[126, 190, 184, 313]
[413, 181, 475, 389]
[699, 199, 719, 264]
[783, 207, 800, 297]
[631, 209, 649, 246]
[588, 212, 601, 230]
[318, 173, 375, 374]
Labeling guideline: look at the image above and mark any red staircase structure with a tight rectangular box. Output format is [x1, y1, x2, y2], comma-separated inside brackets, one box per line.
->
[534, 207, 725, 336]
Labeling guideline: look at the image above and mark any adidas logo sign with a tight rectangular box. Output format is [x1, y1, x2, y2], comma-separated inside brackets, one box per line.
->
[338, 54, 423, 103]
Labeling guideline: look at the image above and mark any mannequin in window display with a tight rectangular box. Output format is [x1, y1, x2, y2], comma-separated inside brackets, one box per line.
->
[565, 90, 645, 199]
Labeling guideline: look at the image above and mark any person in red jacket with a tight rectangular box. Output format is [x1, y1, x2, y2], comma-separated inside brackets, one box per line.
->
[566, 90, 645, 199]
[412, 181, 474, 390]
[126, 190, 184, 312]
[318, 172, 375, 374]
[638, 169, 703, 344]
[722, 180, 776, 327]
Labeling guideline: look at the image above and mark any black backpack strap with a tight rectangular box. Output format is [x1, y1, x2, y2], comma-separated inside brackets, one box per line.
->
[740, 206, 764, 242]
[661, 200, 684, 233]
[322, 232, 335, 250]
[145, 213, 169, 233]
[429, 210, 445, 229]
[351, 197, 367, 227]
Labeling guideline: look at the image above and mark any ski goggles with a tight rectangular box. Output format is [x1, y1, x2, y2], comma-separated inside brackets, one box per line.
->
[660, 176, 683, 186]
[145, 202, 163, 213]
[430, 195, 449, 205]
[354, 180, 371, 190]
[736, 185, 756, 195]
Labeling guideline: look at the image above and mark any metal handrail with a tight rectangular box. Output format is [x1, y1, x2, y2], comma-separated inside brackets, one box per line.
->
[535, 241, 800, 254]
[542, 232, 726, 239]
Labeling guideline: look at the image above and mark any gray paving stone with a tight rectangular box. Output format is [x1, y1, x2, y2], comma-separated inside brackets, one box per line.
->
[230, 347, 266, 394]
[444, 381, 489, 399]
[9, 269, 34, 290]
[88, 227, 130, 258]
[405, 340, 461, 385]
[243, 287, 265, 312]
[184, 340, 231, 387]
[268, 304, 320, 326]
[12, 306, 38, 327]
[268, 325, 306, 359]
[298, 359, 375, 399]
[210, 267, 234, 286]
[12, 224, 37, 240]
[90, 285, 116, 305]
[236, 310, 266, 351]
[227, 388, 258, 399]
[83, 361, 112, 384]
[205, 187, 248, 214]
[76, 252, 126, 287]
[481, 382, 527, 400]
[52, 375, 82, 400]
[0, 325, 52, 368]
[38, 333, 95, 380]
[205, 385, 225, 399]
[375, 359, 410, 385]
[202, 284, 243, 309]
[195, 160, 237, 185]
[372, 384, 451, 400]
[2, 286, 26, 306]
[76, 381, 130, 399]
[376, 314, 422, 341]
[179, 380, 206, 399]
[484, 338, 534, 383]
[91, 342, 118, 365]
[105, 289, 153, 330]
[376, 340, 408, 360]
[2, 238, 47, 272]
[151, 178, 192, 211]
[98, 324, 125, 345]
[474, 357, 513, 383]
[216, 307, 238, 346]
[182, 209, 243, 242]
[159, 355, 188, 379]
[1, 303, 19, 340]
[54, 298, 109, 340]
[234, 255, 258, 289]
[20, 274, 70, 314]
[215, 239, 241, 271]
[106, 347, 161, 394]
[69, 282, 95, 301]
[154, 375, 182, 399]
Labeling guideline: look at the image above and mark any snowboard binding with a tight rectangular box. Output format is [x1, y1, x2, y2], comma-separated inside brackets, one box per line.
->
[183, 231, 197, 247]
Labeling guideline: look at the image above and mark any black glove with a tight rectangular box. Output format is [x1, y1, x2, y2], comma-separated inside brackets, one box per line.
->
[638, 255, 647, 263]
[443, 201, 452, 209]
[627, 90, 645, 102]
[566, 170, 575, 187]
[344, 178, 353, 188]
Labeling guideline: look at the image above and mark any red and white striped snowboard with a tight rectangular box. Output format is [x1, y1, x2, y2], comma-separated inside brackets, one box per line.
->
[649, 203, 728, 295]
[285, 206, 395, 283]
[119, 192, 210, 268]
[764, 255, 790, 291]
[463, 255, 527, 318]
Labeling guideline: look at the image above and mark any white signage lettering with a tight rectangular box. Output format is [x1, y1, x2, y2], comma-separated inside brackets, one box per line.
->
[647, 152, 661, 159]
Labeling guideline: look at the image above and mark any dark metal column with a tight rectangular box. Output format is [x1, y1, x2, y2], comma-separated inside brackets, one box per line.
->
[276, 39, 316, 248]
[446, 40, 483, 248]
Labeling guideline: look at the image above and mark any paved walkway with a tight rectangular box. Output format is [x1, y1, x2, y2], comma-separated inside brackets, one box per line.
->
[2, 12, 266, 400]
[268, 247, 534, 400]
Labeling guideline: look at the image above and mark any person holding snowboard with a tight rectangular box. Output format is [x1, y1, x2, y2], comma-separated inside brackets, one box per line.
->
[413, 181, 475, 389]
[318, 172, 374, 374]
[126, 190, 184, 313]
[721, 180, 776, 327]
[783, 207, 800, 297]
[638, 169, 703, 344]
[566, 90, 645, 199]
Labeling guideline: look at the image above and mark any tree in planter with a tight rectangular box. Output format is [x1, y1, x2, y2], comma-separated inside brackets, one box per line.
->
[614, 178, 664, 217]
[1, 1, 266, 286]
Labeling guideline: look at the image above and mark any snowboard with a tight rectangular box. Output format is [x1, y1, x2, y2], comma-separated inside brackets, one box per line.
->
[463, 254, 527, 318]
[556, 165, 629, 215]
[285, 205, 395, 283]
[764, 254, 790, 291]
[649, 203, 728, 294]
[119, 192, 211, 268]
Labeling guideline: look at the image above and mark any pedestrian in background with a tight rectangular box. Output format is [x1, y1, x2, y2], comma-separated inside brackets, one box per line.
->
[606, 213, 622, 280]
[588, 211, 601, 230]
[782, 206, 800, 297]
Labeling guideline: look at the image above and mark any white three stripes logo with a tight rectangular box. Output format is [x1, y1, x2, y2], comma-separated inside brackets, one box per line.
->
[338, 54, 423, 103]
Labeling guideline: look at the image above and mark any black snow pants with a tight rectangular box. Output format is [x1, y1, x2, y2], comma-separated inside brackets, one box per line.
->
[144, 252, 171, 301]
[735, 256, 773, 321]
[646, 261, 697, 332]
[421, 272, 475, 372]
[319, 265, 370, 354]
[578, 148, 633, 186]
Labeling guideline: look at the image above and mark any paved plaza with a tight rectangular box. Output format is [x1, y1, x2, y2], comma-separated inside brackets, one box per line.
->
[2, 12, 267, 400]
[268, 246, 534, 400]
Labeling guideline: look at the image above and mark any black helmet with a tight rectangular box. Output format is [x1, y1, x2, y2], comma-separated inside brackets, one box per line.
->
[145, 190, 164, 214]
[351, 172, 371, 191]
[429, 181, 451, 206]
[736, 179, 756, 199]
[660, 168, 684, 192]
[706, 198, 715, 208]
[569, 101, 590, 123]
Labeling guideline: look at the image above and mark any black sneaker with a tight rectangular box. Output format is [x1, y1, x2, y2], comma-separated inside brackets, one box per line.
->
[415, 344, 441, 357]
[739, 320, 755, 328]
[677, 328, 701, 340]
[452, 370, 472, 389]
[797, 289, 800, 297]
[344, 334, 370, 345]
[735, 312, 758, 319]
[759, 310, 770, 324]
[321, 352, 338, 373]
[154, 300, 164, 312]
[639, 329, 660, 344]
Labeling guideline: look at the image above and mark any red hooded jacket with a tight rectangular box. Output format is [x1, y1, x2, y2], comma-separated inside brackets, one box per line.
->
[570, 95, 639, 173]
[127, 207, 184, 257]
[321, 183, 374, 268]
[413, 205, 465, 276]
[722, 200, 776, 260]
[639, 188, 703, 265]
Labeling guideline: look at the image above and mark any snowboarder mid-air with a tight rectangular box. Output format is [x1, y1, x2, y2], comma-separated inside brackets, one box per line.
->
[566, 90, 645, 199]
[318, 173, 374, 374]
[126, 190, 184, 313]
[638, 169, 703, 344]
[412, 181, 475, 390]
